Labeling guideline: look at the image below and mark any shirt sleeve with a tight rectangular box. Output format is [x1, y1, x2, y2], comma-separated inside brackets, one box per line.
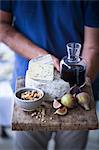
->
[84, 1, 99, 28]
[0, 0, 12, 12]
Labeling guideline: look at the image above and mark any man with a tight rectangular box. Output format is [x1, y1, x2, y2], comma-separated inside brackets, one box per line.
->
[0, 0, 99, 150]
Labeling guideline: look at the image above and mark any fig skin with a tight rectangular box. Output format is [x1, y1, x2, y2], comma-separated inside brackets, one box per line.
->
[54, 107, 68, 115]
[61, 94, 74, 108]
[53, 99, 62, 109]
[70, 85, 81, 95]
[76, 92, 90, 110]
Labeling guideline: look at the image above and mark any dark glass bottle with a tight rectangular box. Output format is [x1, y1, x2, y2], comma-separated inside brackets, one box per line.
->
[60, 43, 86, 87]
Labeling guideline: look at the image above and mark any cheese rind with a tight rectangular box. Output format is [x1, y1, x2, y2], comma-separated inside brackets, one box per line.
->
[29, 54, 53, 68]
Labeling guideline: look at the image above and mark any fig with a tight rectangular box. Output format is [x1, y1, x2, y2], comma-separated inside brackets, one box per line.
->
[61, 94, 74, 108]
[70, 85, 81, 95]
[54, 107, 67, 115]
[76, 92, 90, 110]
[53, 99, 62, 109]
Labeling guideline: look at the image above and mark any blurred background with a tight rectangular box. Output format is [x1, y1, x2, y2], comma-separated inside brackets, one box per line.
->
[0, 42, 14, 149]
[0, 42, 99, 150]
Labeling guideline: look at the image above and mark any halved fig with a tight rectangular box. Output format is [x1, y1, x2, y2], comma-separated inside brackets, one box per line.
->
[54, 107, 67, 115]
[53, 99, 62, 109]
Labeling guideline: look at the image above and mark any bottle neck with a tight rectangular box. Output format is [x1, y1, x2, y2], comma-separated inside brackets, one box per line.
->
[67, 55, 80, 63]
[66, 43, 81, 63]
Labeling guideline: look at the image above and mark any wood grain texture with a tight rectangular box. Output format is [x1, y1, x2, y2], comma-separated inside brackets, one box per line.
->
[12, 78, 98, 131]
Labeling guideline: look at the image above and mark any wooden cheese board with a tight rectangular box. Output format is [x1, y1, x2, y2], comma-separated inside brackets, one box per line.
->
[12, 77, 98, 131]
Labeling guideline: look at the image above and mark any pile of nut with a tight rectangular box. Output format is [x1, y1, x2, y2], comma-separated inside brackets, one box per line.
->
[21, 90, 42, 100]
[31, 106, 53, 122]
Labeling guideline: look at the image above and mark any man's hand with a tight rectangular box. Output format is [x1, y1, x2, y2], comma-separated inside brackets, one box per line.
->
[0, 10, 60, 72]
[51, 55, 60, 72]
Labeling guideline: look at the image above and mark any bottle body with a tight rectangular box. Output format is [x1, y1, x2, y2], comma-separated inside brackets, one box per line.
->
[60, 43, 86, 87]
[60, 57, 86, 87]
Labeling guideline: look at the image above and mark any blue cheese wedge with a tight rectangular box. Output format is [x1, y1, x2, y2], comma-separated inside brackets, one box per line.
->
[29, 54, 53, 69]
[27, 64, 54, 81]
[28, 54, 54, 81]
[25, 70, 70, 101]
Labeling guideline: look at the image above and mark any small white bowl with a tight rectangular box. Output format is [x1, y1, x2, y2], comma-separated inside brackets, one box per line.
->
[15, 87, 44, 111]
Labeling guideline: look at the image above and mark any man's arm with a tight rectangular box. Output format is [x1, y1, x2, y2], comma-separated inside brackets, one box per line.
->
[82, 26, 99, 81]
[0, 11, 48, 59]
[0, 10, 59, 70]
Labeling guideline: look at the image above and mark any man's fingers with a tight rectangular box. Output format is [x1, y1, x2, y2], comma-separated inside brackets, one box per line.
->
[51, 55, 60, 72]
[54, 59, 60, 71]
